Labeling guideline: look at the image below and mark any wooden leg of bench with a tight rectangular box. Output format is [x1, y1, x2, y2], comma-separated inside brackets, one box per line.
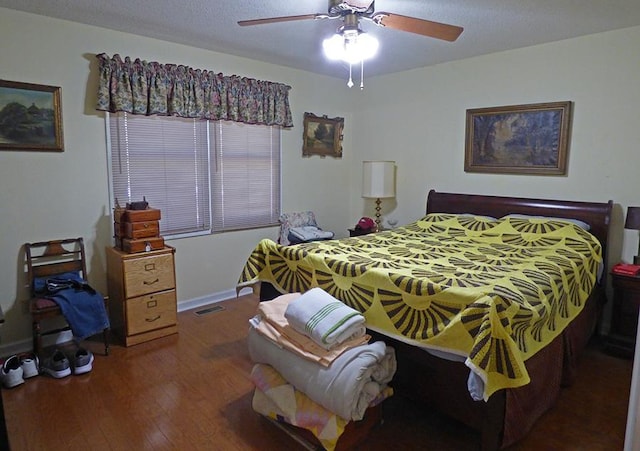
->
[103, 328, 110, 356]
[32, 320, 42, 356]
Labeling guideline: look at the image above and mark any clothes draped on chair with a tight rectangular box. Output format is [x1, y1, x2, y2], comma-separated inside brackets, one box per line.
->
[26, 238, 110, 356]
[33, 272, 110, 341]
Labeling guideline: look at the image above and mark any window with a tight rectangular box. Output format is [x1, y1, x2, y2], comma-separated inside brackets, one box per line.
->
[108, 113, 281, 237]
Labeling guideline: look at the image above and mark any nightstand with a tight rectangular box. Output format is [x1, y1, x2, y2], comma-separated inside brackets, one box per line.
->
[349, 228, 375, 237]
[607, 271, 640, 357]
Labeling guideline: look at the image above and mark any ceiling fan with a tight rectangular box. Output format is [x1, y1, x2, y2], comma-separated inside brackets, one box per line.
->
[238, 1, 463, 88]
[238, 1, 463, 42]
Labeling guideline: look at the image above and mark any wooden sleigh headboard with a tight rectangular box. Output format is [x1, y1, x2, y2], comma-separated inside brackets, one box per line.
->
[426, 189, 614, 279]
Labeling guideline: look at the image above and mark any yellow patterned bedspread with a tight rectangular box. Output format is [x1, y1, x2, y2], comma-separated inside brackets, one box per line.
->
[237, 214, 602, 399]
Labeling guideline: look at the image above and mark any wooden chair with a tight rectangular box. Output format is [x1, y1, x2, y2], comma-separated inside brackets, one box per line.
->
[25, 238, 109, 356]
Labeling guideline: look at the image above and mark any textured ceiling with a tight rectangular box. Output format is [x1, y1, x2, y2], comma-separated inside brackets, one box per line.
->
[2, 0, 640, 80]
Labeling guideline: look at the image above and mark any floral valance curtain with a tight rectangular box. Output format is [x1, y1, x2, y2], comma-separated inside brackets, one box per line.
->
[96, 53, 293, 128]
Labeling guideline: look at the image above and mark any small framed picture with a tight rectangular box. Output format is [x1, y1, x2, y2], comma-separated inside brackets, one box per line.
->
[465, 101, 572, 175]
[302, 112, 344, 158]
[0, 80, 64, 151]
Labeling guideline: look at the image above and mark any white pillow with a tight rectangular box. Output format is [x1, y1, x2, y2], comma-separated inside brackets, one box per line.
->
[502, 214, 591, 231]
[425, 213, 497, 221]
[458, 213, 498, 222]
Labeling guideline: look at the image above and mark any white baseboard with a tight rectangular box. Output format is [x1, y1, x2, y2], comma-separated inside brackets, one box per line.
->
[176, 288, 241, 313]
[0, 338, 32, 358]
[0, 289, 245, 358]
[0, 330, 76, 358]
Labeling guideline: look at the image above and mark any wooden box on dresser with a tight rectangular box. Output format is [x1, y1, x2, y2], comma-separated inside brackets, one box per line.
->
[106, 245, 178, 346]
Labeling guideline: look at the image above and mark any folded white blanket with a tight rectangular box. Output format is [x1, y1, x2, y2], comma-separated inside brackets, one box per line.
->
[285, 287, 366, 350]
[248, 326, 396, 421]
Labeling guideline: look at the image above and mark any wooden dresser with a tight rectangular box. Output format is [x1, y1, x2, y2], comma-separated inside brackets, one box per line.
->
[106, 245, 178, 346]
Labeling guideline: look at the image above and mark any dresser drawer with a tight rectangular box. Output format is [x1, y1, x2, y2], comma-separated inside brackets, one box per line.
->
[115, 220, 160, 239]
[126, 290, 177, 335]
[123, 253, 175, 298]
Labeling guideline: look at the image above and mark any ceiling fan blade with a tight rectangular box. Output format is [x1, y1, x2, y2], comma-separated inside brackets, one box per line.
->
[238, 14, 322, 27]
[374, 13, 463, 42]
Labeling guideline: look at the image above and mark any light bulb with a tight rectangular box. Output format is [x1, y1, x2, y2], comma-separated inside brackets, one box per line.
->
[323, 34, 346, 61]
[323, 31, 378, 64]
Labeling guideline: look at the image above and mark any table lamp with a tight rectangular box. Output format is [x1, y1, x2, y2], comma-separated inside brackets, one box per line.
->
[625, 206, 640, 265]
[362, 160, 395, 231]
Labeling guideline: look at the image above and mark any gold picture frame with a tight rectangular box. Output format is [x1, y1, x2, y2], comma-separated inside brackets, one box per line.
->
[0, 80, 64, 152]
[302, 112, 344, 158]
[464, 101, 572, 175]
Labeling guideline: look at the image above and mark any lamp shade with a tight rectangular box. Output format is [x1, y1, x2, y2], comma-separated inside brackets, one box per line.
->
[625, 207, 640, 230]
[362, 161, 395, 199]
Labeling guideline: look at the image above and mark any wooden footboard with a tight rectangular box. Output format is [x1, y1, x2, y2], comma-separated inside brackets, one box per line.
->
[367, 327, 508, 450]
[360, 289, 599, 450]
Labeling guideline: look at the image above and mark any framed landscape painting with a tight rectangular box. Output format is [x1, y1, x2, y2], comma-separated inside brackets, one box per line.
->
[464, 101, 572, 175]
[0, 80, 64, 151]
[302, 112, 344, 158]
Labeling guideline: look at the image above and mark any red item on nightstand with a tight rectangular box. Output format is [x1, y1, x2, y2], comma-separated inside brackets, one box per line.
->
[612, 263, 640, 276]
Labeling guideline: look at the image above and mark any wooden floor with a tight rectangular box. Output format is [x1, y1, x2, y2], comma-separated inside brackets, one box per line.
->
[2, 293, 633, 450]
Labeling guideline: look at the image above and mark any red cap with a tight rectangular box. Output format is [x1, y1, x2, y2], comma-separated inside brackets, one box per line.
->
[357, 217, 375, 230]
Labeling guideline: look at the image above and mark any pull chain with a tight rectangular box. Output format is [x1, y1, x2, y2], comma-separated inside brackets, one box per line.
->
[360, 60, 364, 90]
[347, 63, 354, 88]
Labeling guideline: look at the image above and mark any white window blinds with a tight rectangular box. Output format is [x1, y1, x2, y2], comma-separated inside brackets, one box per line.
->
[108, 113, 280, 237]
[211, 121, 281, 231]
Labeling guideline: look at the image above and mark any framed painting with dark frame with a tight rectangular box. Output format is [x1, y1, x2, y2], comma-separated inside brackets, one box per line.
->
[0, 80, 64, 151]
[302, 112, 344, 158]
[464, 101, 572, 175]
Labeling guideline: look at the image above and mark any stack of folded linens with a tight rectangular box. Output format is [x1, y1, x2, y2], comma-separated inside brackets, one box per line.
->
[248, 287, 396, 422]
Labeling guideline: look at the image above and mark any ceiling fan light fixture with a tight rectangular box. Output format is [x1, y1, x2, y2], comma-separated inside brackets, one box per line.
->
[322, 30, 378, 64]
[239, 2, 462, 90]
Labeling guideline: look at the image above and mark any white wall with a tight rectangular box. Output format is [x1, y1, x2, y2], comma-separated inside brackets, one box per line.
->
[1, 7, 639, 351]
[351, 25, 640, 275]
[0, 8, 357, 348]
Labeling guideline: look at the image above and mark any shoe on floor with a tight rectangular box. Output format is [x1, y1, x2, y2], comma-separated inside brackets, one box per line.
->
[40, 349, 71, 379]
[20, 353, 40, 379]
[1, 355, 25, 388]
[73, 348, 94, 375]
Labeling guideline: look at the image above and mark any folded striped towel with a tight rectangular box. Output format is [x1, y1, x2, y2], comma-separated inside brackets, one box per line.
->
[284, 287, 366, 350]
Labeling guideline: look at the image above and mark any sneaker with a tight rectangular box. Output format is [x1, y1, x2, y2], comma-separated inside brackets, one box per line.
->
[20, 353, 40, 379]
[73, 348, 94, 375]
[40, 349, 71, 379]
[1, 355, 25, 388]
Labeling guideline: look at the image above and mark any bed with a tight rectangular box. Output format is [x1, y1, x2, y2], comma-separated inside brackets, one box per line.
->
[237, 189, 613, 450]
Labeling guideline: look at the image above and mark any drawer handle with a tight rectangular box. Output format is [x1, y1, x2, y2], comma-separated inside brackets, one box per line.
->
[143, 278, 159, 285]
[147, 300, 157, 308]
[145, 263, 156, 271]
[143, 223, 150, 228]
[145, 315, 161, 323]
